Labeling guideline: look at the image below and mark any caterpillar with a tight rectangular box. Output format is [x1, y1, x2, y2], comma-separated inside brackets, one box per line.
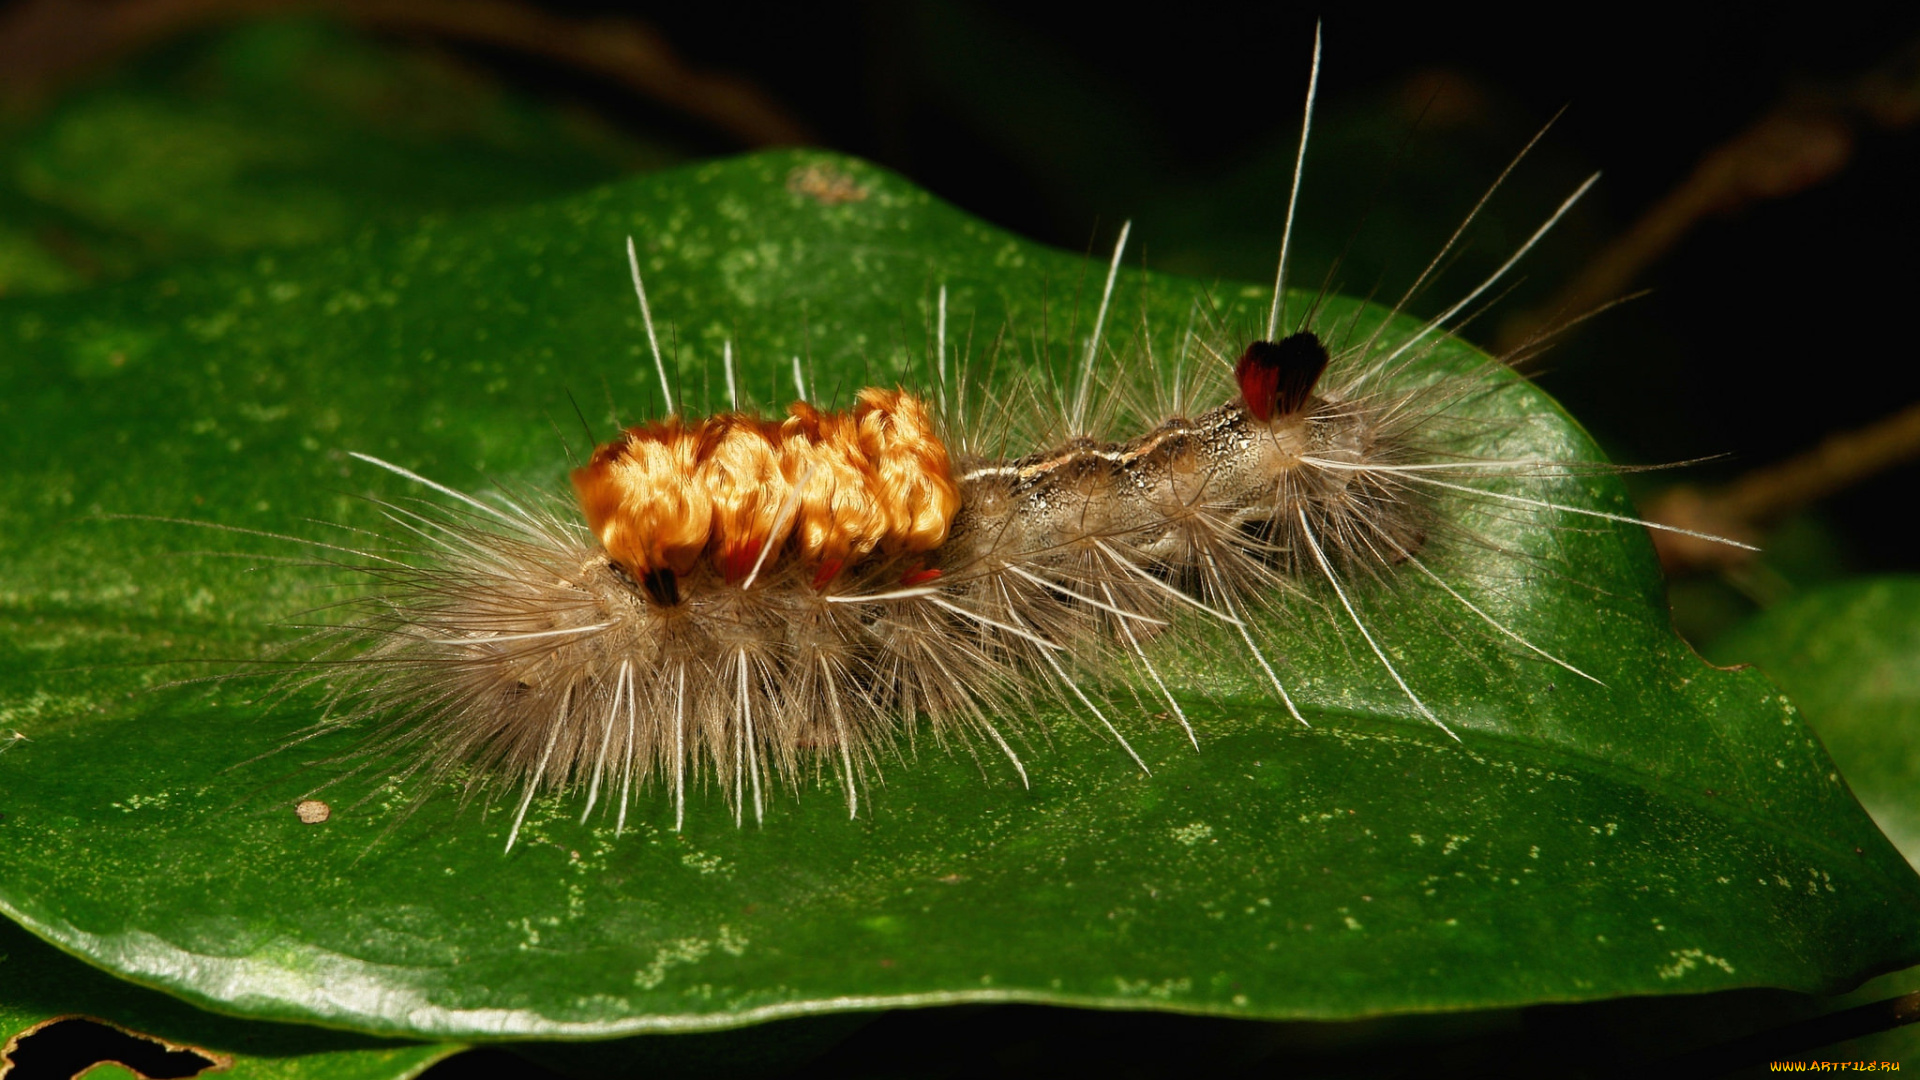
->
[276, 31, 1742, 851]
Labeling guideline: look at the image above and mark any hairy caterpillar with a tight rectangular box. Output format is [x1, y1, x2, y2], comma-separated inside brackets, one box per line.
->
[272, 32, 1741, 852]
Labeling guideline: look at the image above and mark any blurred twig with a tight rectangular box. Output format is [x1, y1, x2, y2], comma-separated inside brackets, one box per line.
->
[1501, 37, 1920, 354]
[1649, 399, 1920, 573]
[0, 0, 815, 146]
[1499, 35, 1920, 575]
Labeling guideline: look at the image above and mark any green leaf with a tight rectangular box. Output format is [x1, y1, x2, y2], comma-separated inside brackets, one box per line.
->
[0, 917, 459, 1078]
[1708, 576, 1920, 868]
[0, 150, 1915, 1039]
[1702, 576, 1920, 1064]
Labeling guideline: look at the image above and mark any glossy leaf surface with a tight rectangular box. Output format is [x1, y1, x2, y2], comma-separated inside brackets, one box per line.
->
[1710, 576, 1920, 867]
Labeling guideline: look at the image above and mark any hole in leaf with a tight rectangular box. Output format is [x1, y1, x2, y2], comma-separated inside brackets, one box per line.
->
[1, 1016, 222, 1079]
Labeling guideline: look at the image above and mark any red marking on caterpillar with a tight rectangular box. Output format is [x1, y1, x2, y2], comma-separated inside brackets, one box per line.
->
[261, 27, 1751, 851]
[1236, 335, 1330, 422]
[813, 559, 845, 590]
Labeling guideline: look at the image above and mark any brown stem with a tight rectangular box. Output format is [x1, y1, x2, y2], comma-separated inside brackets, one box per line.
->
[1499, 38, 1920, 353]
[0, 0, 814, 147]
[1648, 399, 1920, 572]
[1497, 37, 1920, 574]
